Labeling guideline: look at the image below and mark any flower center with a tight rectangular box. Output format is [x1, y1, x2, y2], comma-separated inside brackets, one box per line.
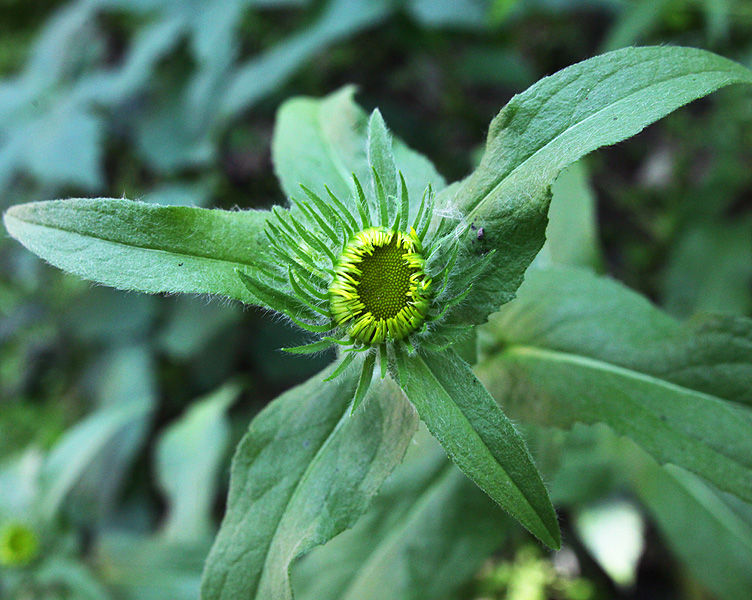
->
[356, 236, 413, 320]
[329, 227, 431, 344]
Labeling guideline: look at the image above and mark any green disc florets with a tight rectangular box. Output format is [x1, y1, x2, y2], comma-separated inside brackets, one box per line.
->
[330, 227, 432, 344]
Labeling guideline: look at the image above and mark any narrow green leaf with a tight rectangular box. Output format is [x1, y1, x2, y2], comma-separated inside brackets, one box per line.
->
[477, 265, 752, 503]
[237, 270, 319, 321]
[283, 339, 337, 355]
[351, 353, 376, 413]
[200, 364, 419, 600]
[324, 351, 358, 382]
[3, 199, 268, 302]
[395, 172, 410, 232]
[40, 404, 150, 522]
[444, 46, 752, 327]
[401, 349, 560, 549]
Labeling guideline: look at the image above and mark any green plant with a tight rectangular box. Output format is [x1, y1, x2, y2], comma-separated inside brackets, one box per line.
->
[4, 45, 752, 599]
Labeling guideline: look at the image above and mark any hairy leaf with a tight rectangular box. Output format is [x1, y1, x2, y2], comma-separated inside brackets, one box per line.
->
[272, 86, 446, 208]
[3, 199, 268, 303]
[400, 350, 560, 549]
[444, 46, 752, 326]
[477, 266, 752, 503]
[200, 365, 418, 600]
[293, 426, 510, 600]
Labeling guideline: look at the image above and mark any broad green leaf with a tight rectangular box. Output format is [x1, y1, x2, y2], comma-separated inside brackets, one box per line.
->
[3, 199, 268, 303]
[35, 558, 111, 600]
[155, 383, 239, 542]
[627, 444, 752, 600]
[477, 265, 752, 503]
[200, 364, 419, 600]
[443, 46, 752, 326]
[293, 425, 511, 600]
[39, 346, 156, 523]
[533, 422, 752, 600]
[272, 86, 446, 208]
[400, 349, 560, 549]
[40, 405, 151, 522]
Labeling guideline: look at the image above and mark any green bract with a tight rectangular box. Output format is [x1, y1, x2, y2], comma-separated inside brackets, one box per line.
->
[238, 155, 490, 409]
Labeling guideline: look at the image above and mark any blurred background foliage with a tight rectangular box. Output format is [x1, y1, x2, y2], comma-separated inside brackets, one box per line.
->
[1, 0, 752, 598]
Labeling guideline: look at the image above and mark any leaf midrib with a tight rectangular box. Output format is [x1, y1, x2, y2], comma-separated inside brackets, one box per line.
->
[252, 394, 352, 598]
[411, 353, 553, 540]
[504, 345, 737, 406]
[466, 65, 743, 218]
[7, 213, 259, 270]
[500, 345, 752, 473]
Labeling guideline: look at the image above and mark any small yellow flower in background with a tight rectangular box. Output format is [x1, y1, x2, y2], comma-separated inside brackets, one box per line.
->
[0, 521, 39, 567]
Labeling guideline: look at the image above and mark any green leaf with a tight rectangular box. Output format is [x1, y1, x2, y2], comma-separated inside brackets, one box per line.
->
[3, 199, 268, 302]
[272, 86, 446, 209]
[200, 364, 419, 600]
[63, 346, 156, 525]
[400, 349, 560, 549]
[626, 444, 752, 600]
[96, 533, 210, 600]
[477, 265, 752, 503]
[293, 425, 511, 600]
[155, 383, 240, 542]
[40, 403, 151, 522]
[444, 46, 752, 326]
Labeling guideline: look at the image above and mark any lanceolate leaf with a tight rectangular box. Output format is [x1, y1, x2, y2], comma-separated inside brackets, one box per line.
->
[271, 86, 446, 207]
[400, 349, 560, 549]
[443, 46, 752, 326]
[293, 427, 511, 600]
[3, 199, 268, 303]
[200, 364, 419, 600]
[477, 266, 752, 504]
